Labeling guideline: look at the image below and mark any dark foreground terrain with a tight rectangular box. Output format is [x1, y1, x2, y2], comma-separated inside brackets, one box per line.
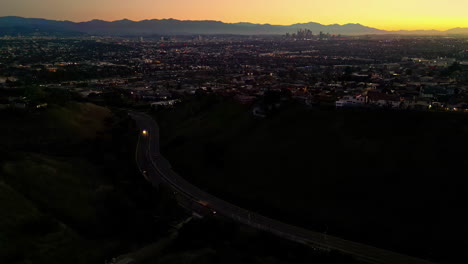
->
[0, 99, 358, 264]
[0, 102, 168, 263]
[157, 95, 468, 264]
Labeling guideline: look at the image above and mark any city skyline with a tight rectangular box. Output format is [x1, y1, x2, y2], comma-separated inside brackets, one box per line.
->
[1, 0, 468, 31]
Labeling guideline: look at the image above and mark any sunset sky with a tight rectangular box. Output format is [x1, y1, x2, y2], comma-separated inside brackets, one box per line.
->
[1, 0, 467, 30]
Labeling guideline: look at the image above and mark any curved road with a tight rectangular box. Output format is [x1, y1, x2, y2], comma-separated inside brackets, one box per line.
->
[130, 111, 436, 264]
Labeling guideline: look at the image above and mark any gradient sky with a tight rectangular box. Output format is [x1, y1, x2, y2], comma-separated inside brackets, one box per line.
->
[1, 0, 467, 30]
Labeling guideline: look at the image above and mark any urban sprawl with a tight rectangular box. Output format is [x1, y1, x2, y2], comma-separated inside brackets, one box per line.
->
[1, 32, 468, 114]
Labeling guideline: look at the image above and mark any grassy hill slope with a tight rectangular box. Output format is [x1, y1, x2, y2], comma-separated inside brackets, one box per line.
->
[0, 103, 163, 264]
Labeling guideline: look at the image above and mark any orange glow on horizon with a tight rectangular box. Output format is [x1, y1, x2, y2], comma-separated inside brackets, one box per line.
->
[1, 0, 467, 31]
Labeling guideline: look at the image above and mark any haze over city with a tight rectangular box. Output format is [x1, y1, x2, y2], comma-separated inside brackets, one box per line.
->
[1, 0, 468, 30]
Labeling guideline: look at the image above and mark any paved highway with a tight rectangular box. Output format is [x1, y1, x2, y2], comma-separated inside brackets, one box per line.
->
[130, 111, 437, 264]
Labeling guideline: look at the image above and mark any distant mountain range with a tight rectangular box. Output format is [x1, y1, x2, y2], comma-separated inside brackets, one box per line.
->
[0, 16, 467, 36]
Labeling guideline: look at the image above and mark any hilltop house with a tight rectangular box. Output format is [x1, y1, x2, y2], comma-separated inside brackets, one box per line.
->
[335, 95, 366, 108]
[366, 91, 401, 108]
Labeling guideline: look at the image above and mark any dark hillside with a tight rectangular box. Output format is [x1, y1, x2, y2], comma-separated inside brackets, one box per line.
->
[156, 96, 468, 264]
[0, 103, 170, 264]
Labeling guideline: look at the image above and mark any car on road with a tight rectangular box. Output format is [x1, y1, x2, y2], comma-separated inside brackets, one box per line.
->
[198, 201, 217, 215]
